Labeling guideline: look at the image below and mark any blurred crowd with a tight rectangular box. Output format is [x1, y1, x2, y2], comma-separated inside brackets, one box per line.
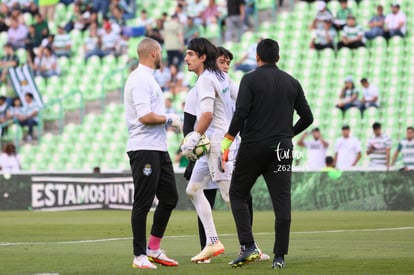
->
[309, 0, 407, 50]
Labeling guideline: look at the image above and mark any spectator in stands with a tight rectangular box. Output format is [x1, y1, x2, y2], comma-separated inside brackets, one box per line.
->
[110, 6, 126, 28]
[297, 127, 329, 170]
[92, 0, 110, 17]
[0, 96, 8, 136]
[0, 43, 19, 85]
[39, 0, 59, 23]
[167, 64, 185, 96]
[7, 17, 28, 49]
[52, 25, 72, 58]
[32, 46, 61, 78]
[146, 18, 164, 45]
[115, 32, 128, 56]
[334, 125, 362, 170]
[135, 9, 153, 32]
[333, 0, 352, 30]
[365, 5, 385, 40]
[187, 0, 206, 26]
[174, 3, 188, 25]
[65, 2, 88, 32]
[337, 15, 365, 49]
[100, 21, 119, 56]
[225, 0, 245, 42]
[202, 0, 221, 27]
[162, 14, 184, 68]
[244, 0, 255, 28]
[154, 63, 171, 92]
[0, 4, 8, 33]
[384, 3, 407, 39]
[9, 7, 25, 25]
[83, 26, 104, 62]
[321, 156, 336, 171]
[109, 0, 134, 20]
[0, 143, 21, 172]
[165, 97, 176, 114]
[33, 13, 50, 47]
[24, 24, 37, 61]
[358, 78, 379, 118]
[366, 122, 391, 170]
[6, 97, 24, 123]
[309, 19, 336, 50]
[101, 15, 121, 35]
[40, 33, 55, 50]
[19, 92, 39, 140]
[336, 75, 359, 117]
[184, 17, 200, 45]
[234, 38, 261, 72]
[311, 0, 334, 30]
[391, 126, 414, 171]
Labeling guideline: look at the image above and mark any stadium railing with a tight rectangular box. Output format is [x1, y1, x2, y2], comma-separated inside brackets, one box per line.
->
[40, 89, 85, 135]
[100, 59, 138, 112]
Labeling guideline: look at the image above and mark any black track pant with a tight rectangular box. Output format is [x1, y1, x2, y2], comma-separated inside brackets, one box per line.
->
[128, 150, 178, 256]
[229, 143, 292, 256]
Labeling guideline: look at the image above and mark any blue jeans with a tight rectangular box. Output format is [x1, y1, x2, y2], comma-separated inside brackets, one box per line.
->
[365, 28, 384, 40]
[384, 29, 405, 39]
[19, 118, 38, 136]
[84, 49, 105, 62]
[359, 102, 379, 118]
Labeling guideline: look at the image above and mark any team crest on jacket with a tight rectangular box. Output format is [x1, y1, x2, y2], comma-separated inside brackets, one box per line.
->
[143, 164, 152, 176]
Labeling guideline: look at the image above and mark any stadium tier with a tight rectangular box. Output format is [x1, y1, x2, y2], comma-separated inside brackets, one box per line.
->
[4, 0, 412, 171]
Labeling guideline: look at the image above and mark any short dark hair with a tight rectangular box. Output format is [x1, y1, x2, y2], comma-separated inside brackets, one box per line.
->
[372, 122, 381, 129]
[217, 46, 233, 61]
[325, 156, 334, 166]
[256, 38, 279, 64]
[25, 92, 34, 99]
[360, 78, 368, 83]
[407, 126, 414, 131]
[0, 96, 6, 102]
[311, 127, 320, 132]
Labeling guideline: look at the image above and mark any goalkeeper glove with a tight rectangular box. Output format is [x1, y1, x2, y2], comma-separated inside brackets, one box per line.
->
[181, 131, 201, 161]
[220, 134, 235, 163]
[165, 113, 182, 128]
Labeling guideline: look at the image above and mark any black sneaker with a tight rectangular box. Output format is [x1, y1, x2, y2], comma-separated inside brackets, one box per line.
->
[272, 256, 285, 269]
[229, 245, 260, 268]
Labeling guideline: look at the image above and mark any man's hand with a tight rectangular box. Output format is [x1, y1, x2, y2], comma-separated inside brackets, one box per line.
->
[165, 113, 182, 129]
[181, 131, 201, 161]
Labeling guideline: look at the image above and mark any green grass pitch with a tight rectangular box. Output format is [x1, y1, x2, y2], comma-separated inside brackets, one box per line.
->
[1, 210, 413, 274]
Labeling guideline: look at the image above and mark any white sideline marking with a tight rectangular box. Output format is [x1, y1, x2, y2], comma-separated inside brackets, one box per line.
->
[1, 227, 413, 246]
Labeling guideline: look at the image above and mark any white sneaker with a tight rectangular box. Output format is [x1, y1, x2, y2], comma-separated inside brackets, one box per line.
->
[258, 252, 271, 261]
[147, 249, 179, 266]
[132, 255, 157, 269]
[191, 241, 224, 262]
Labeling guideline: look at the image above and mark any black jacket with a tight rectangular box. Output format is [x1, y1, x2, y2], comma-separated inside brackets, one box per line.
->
[228, 64, 313, 151]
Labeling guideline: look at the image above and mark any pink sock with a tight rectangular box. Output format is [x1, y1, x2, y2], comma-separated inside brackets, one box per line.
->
[148, 235, 161, 251]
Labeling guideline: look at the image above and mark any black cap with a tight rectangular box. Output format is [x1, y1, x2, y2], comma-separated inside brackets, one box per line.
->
[372, 122, 381, 129]
[342, 125, 350, 130]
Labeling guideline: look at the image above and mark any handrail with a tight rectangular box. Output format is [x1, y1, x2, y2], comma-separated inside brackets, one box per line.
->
[40, 89, 85, 135]
[100, 59, 138, 113]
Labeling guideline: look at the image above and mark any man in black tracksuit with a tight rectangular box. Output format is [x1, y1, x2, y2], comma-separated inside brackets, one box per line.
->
[221, 38, 313, 269]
